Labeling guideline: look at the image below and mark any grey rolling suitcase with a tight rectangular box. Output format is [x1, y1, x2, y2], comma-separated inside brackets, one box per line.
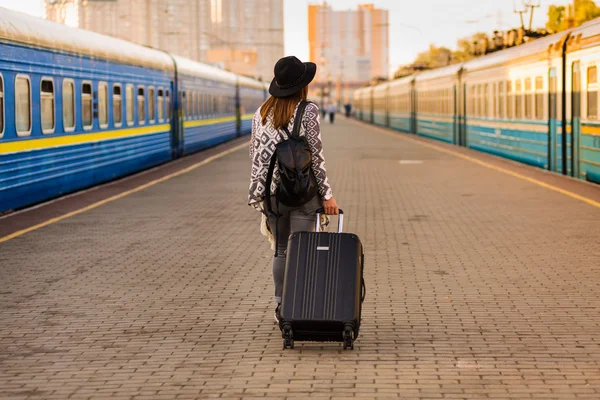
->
[279, 208, 365, 350]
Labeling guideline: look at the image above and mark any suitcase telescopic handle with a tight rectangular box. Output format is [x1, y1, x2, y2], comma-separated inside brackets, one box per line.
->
[315, 208, 344, 233]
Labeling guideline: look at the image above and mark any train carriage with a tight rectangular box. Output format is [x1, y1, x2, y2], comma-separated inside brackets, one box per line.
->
[355, 86, 374, 123]
[238, 76, 268, 135]
[414, 64, 462, 143]
[0, 8, 175, 213]
[461, 33, 567, 169]
[565, 19, 600, 183]
[352, 88, 363, 121]
[354, 17, 600, 186]
[387, 75, 415, 134]
[173, 55, 239, 155]
[372, 82, 390, 127]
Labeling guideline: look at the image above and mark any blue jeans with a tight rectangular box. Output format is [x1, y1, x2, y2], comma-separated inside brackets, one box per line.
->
[266, 195, 322, 304]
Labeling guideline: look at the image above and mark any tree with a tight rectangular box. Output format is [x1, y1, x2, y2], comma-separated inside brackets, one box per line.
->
[413, 44, 454, 68]
[574, 0, 600, 26]
[546, 5, 566, 32]
[546, 0, 600, 32]
[453, 32, 488, 61]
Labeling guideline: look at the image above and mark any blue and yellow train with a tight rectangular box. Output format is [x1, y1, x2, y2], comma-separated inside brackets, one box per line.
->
[0, 8, 267, 213]
[355, 18, 600, 185]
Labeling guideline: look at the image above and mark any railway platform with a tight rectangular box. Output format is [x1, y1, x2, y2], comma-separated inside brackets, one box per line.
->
[1, 116, 600, 399]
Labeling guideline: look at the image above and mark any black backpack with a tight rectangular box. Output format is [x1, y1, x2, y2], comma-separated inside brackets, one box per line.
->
[264, 101, 318, 252]
[265, 100, 318, 212]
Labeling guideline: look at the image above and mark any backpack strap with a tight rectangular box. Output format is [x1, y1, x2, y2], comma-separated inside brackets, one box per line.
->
[264, 150, 278, 217]
[291, 100, 310, 138]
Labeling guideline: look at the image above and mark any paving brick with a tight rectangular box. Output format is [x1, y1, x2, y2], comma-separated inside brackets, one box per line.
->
[0, 118, 599, 399]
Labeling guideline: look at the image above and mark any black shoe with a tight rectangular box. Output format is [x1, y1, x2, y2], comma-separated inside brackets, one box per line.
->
[274, 304, 281, 325]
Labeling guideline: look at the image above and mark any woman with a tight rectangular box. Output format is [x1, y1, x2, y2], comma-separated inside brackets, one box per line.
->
[248, 56, 339, 322]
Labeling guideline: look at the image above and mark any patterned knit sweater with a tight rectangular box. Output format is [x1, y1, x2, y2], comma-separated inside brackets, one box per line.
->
[248, 102, 333, 207]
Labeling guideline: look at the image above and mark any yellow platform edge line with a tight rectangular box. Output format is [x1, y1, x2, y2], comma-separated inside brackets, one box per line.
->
[365, 121, 600, 210]
[0, 141, 249, 244]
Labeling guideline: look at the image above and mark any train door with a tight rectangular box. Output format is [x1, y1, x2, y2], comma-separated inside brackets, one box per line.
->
[369, 89, 374, 123]
[548, 68, 559, 172]
[235, 83, 241, 137]
[170, 82, 184, 159]
[456, 83, 467, 146]
[410, 84, 416, 134]
[453, 84, 459, 144]
[570, 61, 581, 177]
[385, 85, 391, 127]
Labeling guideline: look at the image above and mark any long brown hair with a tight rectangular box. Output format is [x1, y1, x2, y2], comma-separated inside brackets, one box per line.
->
[260, 86, 309, 130]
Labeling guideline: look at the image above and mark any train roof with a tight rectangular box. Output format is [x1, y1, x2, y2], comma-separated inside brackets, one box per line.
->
[373, 81, 391, 93]
[463, 31, 570, 72]
[0, 7, 174, 71]
[567, 16, 600, 52]
[415, 63, 463, 82]
[388, 75, 415, 88]
[173, 55, 238, 84]
[238, 75, 267, 90]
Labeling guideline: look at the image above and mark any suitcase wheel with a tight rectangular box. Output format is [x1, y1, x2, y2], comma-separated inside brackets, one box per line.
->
[282, 324, 294, 350]
[343, 325, 354, 350]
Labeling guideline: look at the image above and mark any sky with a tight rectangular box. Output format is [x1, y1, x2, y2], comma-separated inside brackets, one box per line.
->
[0, 0, 574, 73]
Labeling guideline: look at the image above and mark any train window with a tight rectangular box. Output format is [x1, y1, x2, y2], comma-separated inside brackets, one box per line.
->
[190, 91, 194, 119]
[15, 76, 32, 136]
[113, 85, 122, 127]
[524, 78, 533, 119]
[157, 88, 164, 122]
[587, 66, 597, 119]
[477, 85, 483, 117]
[507, 81, 513, 119]
[40, 78, 55, 134]
[483, 84, 489, 118]
[98, 82, 108, 128]
[515, 80, 522, 119]
[187, 91, 192, 120]
[62, 80, 75, 132]
[166, 90, 171, 120]
[535, 76, 544, 120]
[137, 87, 146, 124]
[15, 75, 32, 136]
[199, 93, 204, 119]
[181, 91, 187, 119]
[191, 92, 195, 119]
[148, 87, 155, 123]
[492, 84, 497, 118]
[498, 82, 505, 119]
[194, 92, 200, 119]
[573, 62, 581, 120]
[469, 86, 475, 116]
[126, 84, 134, 126]
[82, 82, 93, 129]
[0, 74, 3, 137]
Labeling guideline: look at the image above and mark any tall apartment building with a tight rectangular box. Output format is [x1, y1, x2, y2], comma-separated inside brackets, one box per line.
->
[44, 0, 284, 80]
[308, 2, 389, 99]
[208, 0, 284, 81]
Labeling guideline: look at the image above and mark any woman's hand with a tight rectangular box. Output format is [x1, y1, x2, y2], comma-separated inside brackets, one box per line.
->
[322, 197, 339, 215]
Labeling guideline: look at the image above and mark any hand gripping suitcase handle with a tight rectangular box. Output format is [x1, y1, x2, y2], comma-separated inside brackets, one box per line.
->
[315, 208, 344, 232]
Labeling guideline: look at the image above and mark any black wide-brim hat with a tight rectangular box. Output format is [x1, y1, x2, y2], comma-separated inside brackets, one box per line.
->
[269, 56, 317, 98]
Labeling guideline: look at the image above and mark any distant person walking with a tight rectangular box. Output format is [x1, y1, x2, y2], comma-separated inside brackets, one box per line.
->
[344, 103, 352, 118]
[321, 103, 327, 119]
[327, 103, 337, 124]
